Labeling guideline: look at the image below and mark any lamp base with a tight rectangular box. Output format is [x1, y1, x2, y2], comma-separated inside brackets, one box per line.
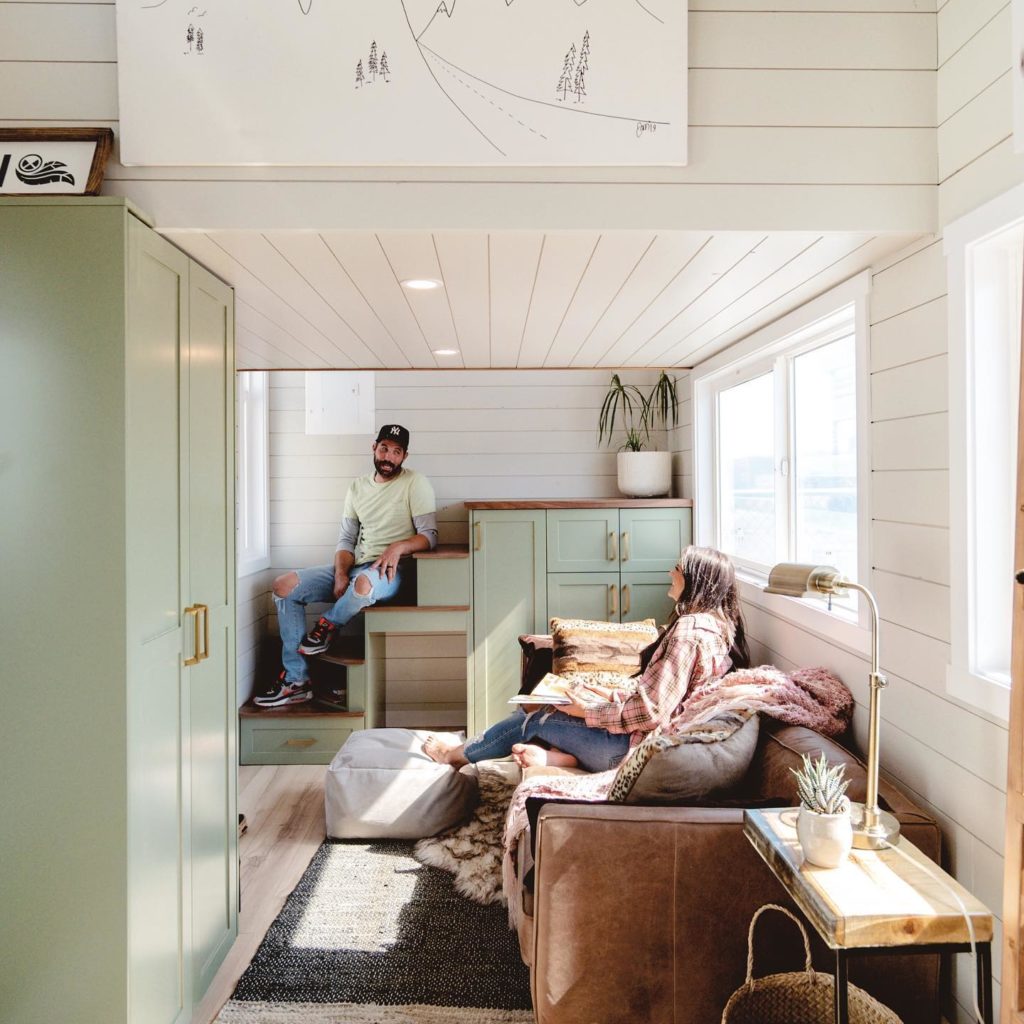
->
[849, 802, 901, 849]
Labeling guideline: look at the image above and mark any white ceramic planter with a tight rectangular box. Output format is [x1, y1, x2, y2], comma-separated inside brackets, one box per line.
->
[796, 806, 853, 868]
[617, 450, 672, 498]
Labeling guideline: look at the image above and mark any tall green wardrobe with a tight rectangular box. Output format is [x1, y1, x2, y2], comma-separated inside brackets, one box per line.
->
[0, 198, 238, 1023]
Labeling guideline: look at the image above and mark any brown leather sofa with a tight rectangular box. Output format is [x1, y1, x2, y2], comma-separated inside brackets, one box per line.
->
[505, 720, 942, 1024]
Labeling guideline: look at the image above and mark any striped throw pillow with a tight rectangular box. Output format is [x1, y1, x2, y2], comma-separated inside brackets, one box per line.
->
[549, 617, 659, 686]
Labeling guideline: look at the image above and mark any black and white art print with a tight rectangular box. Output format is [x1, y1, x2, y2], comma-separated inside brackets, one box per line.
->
[114, 0, 687, 166]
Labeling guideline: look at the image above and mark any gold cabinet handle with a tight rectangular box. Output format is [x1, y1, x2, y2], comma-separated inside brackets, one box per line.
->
[608, 530, 618, 561]
[622, 584, 631, 617]
[608, 584, 618, 618]
[183, 605, 201, 666]
[474, 521, 482, 552]
[621, 531, 630, 563]
[198, 603, 210, 661]
[285, 737, 317, 749]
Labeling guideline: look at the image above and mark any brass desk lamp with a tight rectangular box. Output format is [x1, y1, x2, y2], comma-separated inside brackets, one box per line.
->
[765, 563, 900, 849]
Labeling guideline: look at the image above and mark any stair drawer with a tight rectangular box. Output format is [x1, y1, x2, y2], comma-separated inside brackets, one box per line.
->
[240, 714, 365, 765]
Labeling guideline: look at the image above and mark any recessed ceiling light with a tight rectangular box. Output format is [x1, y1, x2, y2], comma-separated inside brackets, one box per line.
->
[433, 348, 459, 356]
[401, 278, 443, 291]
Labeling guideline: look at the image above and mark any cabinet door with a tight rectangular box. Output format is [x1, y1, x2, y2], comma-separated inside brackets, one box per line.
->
[471, 511, 546, 732]
[621, 572, 676, 627]
[183, 261, 238, 997]
[547, 573, 622, 623]
[546, 509, 620, 572]
[125, 218, 192, 1024]
[619, 508, 693, 573]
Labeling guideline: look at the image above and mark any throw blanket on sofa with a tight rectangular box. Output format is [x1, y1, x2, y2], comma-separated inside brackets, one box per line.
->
[500, 663, 853, 924]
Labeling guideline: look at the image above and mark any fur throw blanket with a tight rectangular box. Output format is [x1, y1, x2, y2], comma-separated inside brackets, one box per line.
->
[500, 663, 853, 919]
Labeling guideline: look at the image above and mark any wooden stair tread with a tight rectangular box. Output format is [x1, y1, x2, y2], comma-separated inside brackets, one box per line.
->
[368, 604, 469, 613]
[240, 701, 363, 719]
[318, 636, 366, 666]
[414, 544, 469, 559]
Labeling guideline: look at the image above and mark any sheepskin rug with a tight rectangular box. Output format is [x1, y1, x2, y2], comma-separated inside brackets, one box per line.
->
[413, 761, 521, 906]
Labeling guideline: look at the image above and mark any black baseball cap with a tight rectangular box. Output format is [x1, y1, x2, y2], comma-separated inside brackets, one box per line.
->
[375, 424, 410, 450]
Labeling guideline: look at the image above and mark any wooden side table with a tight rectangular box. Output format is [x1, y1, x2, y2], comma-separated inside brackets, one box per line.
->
[744, 808, 995, 1024]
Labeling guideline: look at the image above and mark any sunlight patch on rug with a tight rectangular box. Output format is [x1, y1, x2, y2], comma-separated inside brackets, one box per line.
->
[216, 1001, 534, 1023]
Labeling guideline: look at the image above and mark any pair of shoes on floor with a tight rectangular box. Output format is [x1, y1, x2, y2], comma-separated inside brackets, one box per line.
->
[254, 671, 313, 707]
[297, 616, 337, 656]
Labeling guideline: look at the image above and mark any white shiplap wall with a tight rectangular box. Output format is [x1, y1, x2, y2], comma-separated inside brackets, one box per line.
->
[249, 368, 681, 721]
[0, 1, 936, 233]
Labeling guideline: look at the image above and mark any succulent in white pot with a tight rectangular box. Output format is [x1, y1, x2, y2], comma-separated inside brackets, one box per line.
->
[598, 371, 679, 498]
[791, 752, 853, 868]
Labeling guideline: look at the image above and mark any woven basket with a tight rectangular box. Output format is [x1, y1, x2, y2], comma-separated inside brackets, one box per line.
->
[721, 904, 903, 1024]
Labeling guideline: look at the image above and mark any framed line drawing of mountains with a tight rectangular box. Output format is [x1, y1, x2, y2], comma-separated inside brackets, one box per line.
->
[114, 0, 687, 166]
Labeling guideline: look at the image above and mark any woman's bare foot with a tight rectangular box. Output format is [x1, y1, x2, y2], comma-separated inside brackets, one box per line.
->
[422, 735, 469, 768]
[511, 743, 579, 769]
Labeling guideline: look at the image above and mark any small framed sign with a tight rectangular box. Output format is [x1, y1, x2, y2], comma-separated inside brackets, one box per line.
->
[0, 128, 114, 196]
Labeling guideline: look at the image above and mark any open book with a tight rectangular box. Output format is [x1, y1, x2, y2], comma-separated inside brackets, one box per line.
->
[508, 672, 623, 706]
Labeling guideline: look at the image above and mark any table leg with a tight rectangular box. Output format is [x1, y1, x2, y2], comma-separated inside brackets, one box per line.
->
[834, 949, 849, 1024]
[977, 942, 993, 1024]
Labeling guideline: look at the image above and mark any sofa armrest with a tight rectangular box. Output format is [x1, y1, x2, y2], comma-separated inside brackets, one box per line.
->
[527, 803, 940, 1024]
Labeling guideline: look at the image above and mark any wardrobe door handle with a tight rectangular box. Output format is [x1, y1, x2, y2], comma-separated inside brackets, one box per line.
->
[608, 531, 618, 561]
[622, 585, 631, 617]
[608, 584, 618, 619]
[183, 606, 201, 666]
[199, 603, 210, 661]
[474, 521, 482, 552]
[621, 531, 630, 563]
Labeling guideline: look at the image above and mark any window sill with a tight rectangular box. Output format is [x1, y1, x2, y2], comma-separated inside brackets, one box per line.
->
[946, 665, 1010, 724]
[737, 571, 871, 658]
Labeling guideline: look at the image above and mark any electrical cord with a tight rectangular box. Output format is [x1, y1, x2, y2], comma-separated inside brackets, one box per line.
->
[877, 836, 984, 1024]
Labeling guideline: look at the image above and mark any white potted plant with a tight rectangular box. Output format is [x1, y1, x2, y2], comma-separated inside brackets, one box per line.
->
[791, 752, 853, 868]
[598, 371, 679, 498]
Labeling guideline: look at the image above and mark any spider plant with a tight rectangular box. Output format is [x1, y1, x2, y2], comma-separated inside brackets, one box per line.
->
[598, 371, 679, 452]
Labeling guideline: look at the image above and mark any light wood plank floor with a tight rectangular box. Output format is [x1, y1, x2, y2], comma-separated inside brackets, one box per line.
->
[194, 764, 327, 1024]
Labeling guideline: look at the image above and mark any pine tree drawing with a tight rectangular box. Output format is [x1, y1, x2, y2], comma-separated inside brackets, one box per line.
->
[573, 64, 586, 102]
[380, 51, 391, 82]
[579, 30, 590, 74]
[556, 43, 576, 101]
[368, 40, 378, 82]
[355, 59, 364, 88]
[185, 24, 194, 53]
[196, 27, 204, 54]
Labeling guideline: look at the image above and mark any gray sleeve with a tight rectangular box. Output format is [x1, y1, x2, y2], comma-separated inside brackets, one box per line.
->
[336, 517, 360, 554]
[413, 512, 438, 550]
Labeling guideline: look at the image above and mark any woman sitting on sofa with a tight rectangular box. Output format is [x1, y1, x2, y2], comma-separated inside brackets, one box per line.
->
[424, 545, 750, 773]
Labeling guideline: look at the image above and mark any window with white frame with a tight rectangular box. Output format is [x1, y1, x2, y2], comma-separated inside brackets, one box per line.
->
[693, 274, 870, 642]
[946, 183, 1024, 721]
[237, 371, 270, 577]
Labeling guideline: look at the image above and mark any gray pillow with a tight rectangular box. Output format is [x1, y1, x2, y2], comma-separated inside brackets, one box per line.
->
[617, 712, 760, 804]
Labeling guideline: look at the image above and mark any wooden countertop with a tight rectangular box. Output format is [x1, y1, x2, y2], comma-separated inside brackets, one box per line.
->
[463, 499, 694, 509]
[744, 808, 993, 949]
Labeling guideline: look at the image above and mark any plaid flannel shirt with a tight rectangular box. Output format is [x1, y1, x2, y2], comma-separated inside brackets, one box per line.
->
[584, 612, 733, 746]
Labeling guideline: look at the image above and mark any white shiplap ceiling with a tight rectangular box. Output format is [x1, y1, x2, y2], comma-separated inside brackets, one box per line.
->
[161, 230, 919, 371]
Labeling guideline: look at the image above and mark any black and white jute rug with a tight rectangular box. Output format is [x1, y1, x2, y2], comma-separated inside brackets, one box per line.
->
[215, 839, 534, 1024]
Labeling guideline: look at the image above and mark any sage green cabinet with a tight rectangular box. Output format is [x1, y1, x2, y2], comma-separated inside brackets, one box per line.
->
[469, 503, 691, 732]
[470, 510, 547, 729]
[1, 199, 236, 1024]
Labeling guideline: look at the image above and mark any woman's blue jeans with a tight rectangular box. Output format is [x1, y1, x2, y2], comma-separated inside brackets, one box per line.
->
[275, 562, 402, 682]
[463, 708, 630, 773]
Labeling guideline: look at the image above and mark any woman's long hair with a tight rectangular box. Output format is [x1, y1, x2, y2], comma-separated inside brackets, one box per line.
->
[639, 545, 750, 671]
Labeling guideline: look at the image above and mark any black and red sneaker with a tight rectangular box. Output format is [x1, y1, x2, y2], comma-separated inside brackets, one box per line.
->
[297, 616, 337, 656]
[254, 671, 312, 708]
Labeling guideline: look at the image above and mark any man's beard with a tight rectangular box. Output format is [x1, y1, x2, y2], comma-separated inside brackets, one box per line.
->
[374, 457, 401, 479]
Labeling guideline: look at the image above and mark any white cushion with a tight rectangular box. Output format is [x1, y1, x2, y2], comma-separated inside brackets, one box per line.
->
[325, 728, 478, 840]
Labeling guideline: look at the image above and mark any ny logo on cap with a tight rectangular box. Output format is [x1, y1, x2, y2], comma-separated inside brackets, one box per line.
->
[390, 426, 401, 436]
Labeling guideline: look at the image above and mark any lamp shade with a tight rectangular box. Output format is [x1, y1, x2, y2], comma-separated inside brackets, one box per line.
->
[764, 562, 847, 598]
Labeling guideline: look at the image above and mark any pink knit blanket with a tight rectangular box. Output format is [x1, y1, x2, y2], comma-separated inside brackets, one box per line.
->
[501, 663, 853, 918]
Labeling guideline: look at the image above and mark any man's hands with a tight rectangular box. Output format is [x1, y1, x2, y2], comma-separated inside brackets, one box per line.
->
[371, 541, 407, 582]
[333, 571, 350, 600]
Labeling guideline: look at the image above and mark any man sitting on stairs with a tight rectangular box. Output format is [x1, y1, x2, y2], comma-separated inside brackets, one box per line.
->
[256, 423, 438, 707]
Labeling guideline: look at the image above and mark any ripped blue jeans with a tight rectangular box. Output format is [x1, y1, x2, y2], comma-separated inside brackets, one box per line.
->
[275, 562, 402, 682]
[463, 708, 630, 773]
